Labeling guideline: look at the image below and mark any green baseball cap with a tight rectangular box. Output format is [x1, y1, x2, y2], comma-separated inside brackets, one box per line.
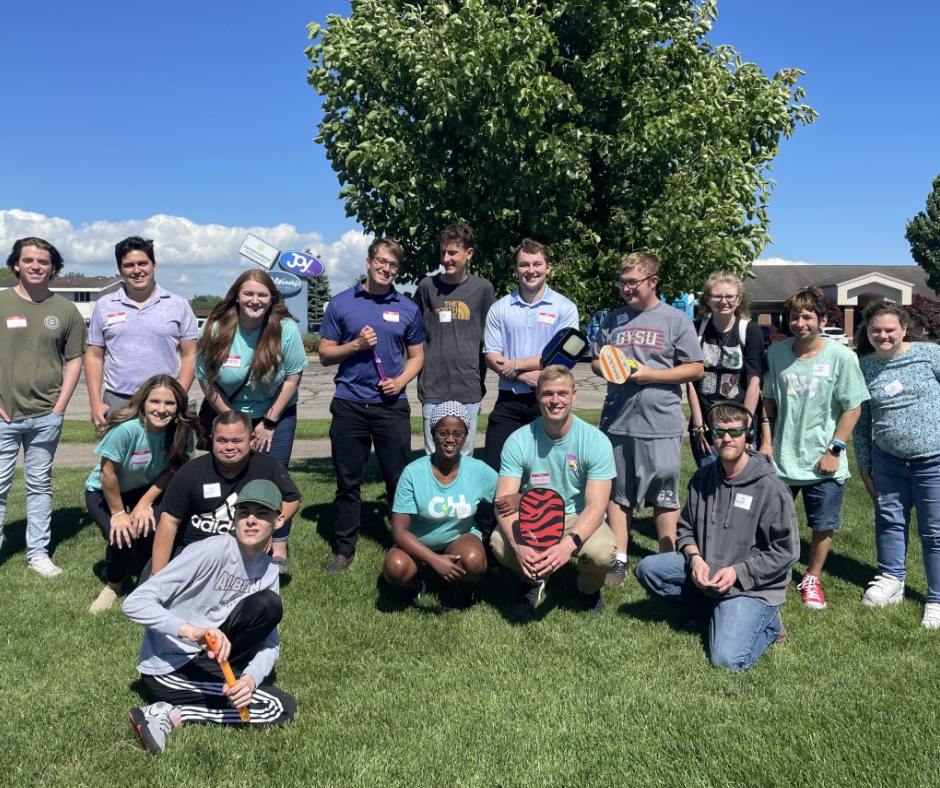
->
[234, 480, 282, 512]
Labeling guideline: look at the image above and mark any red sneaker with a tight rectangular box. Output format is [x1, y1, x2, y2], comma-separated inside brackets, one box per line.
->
[796, 573, 827, 609]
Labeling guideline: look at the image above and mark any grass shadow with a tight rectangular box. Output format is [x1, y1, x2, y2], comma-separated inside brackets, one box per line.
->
[0, 505, 89, 569]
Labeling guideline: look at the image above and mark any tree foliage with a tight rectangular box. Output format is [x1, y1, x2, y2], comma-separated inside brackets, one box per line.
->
[189, 294, 222, 310]
[907, 293, 940, 339]
[907, 174, 940, 294]
[307, 273, 332, 327]
[823, 297, 843, 329]
[306, 0, 815, 317]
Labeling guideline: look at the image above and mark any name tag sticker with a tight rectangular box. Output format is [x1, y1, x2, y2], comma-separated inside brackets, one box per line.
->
[106, 312, 126, 326]
[537, 312, 556, 326]
[884, 380, 904, 397]
[454, 503, 472, 519]
[383, 311, 400, 323]
[223, 355, 242, 369]
[129, 450, 151, 465]
[812, 363, 830, 377]
[439, 311, 452, 323]
[733, 493, 753, 510]
[616, 312, 629, 326]
[203, 483, 222, 498]
[530, 472, 551, 487]
[6, 316, 26, 329]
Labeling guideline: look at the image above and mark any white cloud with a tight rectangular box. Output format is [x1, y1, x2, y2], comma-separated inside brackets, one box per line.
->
[752, 257, 810, 266]
[0, 208, 372, 298]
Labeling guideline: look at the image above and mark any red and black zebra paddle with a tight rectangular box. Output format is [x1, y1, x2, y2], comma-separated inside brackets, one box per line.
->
[513, 488, 566, 551]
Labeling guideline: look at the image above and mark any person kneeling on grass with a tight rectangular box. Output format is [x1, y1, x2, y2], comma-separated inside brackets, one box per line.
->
[635, 401, 799, 670]
[123, 480, 296, 753]
[383, 401, 495, 608]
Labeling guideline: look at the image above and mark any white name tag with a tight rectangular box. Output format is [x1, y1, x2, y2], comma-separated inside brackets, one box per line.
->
[107, 312, 126, 326]
[813, 363, 830, 377]
[223, 355, 242, 369]
[733, 493, 753, 510]
[383, 311, 400, 323]
[530, 472, 551, 487]
[6, 316, 27, 329]
[203, 483, 222, 498]
[438, 311, 452, 323]
[129, 450, 151, 465]
[538, 312, 556, 326]
[884, 380, 903, 397]
[454, 503, 472, 519]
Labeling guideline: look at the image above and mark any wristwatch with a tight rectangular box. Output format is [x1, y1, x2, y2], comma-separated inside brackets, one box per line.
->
[568, 532, 583, 550]
[262, 417, 278, 430]
[828, 439, 845, 457]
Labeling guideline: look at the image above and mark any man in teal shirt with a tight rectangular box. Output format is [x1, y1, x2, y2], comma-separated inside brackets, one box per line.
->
[491, 366, 616, 613]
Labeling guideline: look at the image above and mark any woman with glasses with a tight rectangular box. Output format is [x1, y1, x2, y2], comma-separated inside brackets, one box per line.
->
[195, 269, 307, 572]
[686, 271, 765, 467]
[382, 401, 496, 607]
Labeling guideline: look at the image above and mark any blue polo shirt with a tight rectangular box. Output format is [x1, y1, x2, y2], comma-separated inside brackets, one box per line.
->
[88, 283, 198, 395]
[320, 281, 426, 403]
[482, 286, 579, 393]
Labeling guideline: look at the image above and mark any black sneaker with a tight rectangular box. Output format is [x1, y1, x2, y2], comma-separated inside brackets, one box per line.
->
[606, 557, 630, 585]
[404, 579, 426, 607]
[452, 583, 477, 609]
[326, 553, 354, 573]
[521, 579, 546, 608]
[580, 589, 605, 615]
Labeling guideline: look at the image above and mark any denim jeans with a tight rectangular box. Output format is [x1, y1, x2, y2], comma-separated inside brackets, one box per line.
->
[636, 552, 782, 671]
[250, 404, 298, 542]
[421, 401, 481, 457]
[0, 411, 65, 559]
[871, 444, 940, 603]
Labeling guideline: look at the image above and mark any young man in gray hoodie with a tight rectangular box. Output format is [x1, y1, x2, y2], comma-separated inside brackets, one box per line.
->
[635, 401, 799, 670]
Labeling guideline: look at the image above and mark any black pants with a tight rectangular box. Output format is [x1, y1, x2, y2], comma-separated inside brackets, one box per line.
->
[329, 397, 412, 556]
[142, 590, 295, 725]
[477, 391, 542, 540]
[86, 486, 160, 585]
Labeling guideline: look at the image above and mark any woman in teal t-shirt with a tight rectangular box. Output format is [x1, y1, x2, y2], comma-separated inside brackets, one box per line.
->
[384, 402, 497, 608]
[86, 375, 196, 614]
[196, 270, 308, 570]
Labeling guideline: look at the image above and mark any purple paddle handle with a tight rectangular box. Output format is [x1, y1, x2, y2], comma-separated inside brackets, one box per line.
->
[372, 348, 388, 382]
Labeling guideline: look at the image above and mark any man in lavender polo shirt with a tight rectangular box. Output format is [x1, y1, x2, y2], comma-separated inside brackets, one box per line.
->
[318, 237, 426, 572]
[86, 236, 198, 426]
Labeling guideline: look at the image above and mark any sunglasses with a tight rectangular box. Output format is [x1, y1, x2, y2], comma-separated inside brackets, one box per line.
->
[711, 427, 747, 439]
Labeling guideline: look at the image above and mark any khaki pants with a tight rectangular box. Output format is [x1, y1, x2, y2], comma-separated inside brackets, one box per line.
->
[491, 514, 616, 594]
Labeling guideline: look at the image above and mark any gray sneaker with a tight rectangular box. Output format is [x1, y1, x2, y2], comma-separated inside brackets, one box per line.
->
[606, 557, 630, 585]
[129, 702, 181, 753]
[326, 553, 354, 573]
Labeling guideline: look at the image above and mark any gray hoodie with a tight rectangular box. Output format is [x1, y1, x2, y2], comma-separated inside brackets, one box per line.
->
[676, 450, 799, 607]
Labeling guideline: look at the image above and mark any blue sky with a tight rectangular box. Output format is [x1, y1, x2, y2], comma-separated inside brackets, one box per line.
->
[1, 0, 937, 297]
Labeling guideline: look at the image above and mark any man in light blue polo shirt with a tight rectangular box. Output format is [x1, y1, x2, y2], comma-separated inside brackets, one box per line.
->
[319, 237, 426, 573]
[480, 238, 578, 538]
[86, 237, 198, 426]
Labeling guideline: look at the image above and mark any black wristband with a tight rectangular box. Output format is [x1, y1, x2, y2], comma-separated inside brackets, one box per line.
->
[262, 417, 277, 430]
[568, 532, 583, 550]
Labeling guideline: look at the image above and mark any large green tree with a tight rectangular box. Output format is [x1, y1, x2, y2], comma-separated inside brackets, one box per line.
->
[907, 174, 940, 294]
[306, 0, 815, 316]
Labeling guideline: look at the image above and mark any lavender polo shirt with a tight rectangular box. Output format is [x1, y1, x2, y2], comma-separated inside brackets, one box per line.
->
[88, 283, 198, 395]
[319, 281, 426, 404]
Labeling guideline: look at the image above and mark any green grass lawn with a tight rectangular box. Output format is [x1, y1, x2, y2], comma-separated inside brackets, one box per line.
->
[2, 443, 939, 788]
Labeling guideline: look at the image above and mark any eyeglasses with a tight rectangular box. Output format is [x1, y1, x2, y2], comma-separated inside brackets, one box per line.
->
[433, 429, 467, 440]
[708, 294, 739, 302]
[710, 427, 747, 439]
[371, 256, 401, 271]
[618, 275, 653, 290]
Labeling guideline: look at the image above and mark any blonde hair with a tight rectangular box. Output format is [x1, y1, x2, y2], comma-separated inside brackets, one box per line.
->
[699, 270, 750, 319]
[618, 251, 659, 278]
[537, 365, 576, 392]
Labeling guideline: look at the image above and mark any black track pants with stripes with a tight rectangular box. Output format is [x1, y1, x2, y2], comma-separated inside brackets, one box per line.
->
[141, 590, 296, 725]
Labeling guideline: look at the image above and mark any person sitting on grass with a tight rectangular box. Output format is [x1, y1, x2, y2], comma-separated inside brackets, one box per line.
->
[383, 401, 496, 608]
[635, 401, 799, 671]
[86, 375, 196, 614]
[123, 479, 296, 754]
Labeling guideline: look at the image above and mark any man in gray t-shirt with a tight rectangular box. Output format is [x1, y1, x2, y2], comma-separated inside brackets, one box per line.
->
[590, 252, 703, 583]
[415, 223, 495, 455]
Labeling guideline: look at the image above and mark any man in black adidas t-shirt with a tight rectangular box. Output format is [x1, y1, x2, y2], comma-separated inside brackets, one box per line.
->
[149, 411, 300, 574]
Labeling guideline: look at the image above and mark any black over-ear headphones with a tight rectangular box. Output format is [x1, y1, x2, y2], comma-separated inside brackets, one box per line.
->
[703, 400, 756, 444]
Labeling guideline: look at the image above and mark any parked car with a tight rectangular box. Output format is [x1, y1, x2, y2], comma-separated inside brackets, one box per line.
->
[820, 327, 849, 346]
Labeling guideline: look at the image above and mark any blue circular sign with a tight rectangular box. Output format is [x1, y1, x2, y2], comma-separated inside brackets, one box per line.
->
[269, 270, 303, 297]
[278, 250, 325, 278]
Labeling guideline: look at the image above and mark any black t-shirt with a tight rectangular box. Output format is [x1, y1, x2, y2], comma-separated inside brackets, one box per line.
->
[691, 317, 765, 415]
[161, 452, 301, 549]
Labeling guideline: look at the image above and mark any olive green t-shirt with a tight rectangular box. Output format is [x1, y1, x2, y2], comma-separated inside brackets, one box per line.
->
[0, 288, 87, 420]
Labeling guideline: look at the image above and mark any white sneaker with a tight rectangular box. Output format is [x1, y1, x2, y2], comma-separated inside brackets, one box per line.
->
[922, 603, 940, 630]
[861, 573, 904, 607]
[28, 554, 62, 578]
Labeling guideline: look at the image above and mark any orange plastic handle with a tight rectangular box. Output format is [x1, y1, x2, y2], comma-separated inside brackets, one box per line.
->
[205, 630, 250, 722]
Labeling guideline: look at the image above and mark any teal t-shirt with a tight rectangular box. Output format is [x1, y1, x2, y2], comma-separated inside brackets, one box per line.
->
[763, 338, 870, 484]
[392, 455, 498, 551]
[500, 415, 616, 514]
[86, 419, 174, 492]
[195, 318, 308, 418]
